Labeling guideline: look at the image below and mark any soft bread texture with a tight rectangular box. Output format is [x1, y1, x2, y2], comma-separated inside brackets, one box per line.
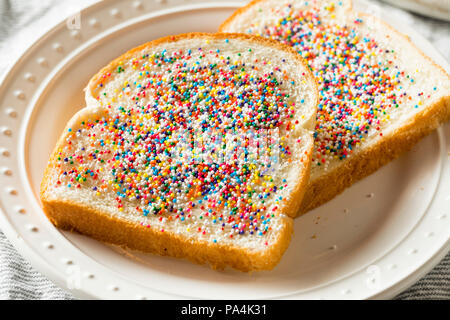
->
[40, 33, 318, 271]
[220, 0, 450, 215]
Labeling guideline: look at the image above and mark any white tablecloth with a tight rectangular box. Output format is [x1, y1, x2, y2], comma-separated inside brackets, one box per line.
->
[0, 0, 448, 299]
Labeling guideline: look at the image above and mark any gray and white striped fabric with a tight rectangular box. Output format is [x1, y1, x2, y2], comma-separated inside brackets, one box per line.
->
[0, 0, 449, 300]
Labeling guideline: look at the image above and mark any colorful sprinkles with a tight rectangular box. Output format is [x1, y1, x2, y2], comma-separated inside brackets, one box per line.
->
[53, 38, 307, 240]
[247, 0, 428, 168]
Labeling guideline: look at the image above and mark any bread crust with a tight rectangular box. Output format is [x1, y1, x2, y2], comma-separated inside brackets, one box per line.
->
[40, 32, 317, 271]
[300, 12, 450, 213]
[219, 0, 267, 32]
[219, 0, 450, 216]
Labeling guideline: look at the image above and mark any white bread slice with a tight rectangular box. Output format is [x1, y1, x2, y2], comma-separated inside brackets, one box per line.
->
[40, 33, 318, 271]
[220, 0, 450, 215]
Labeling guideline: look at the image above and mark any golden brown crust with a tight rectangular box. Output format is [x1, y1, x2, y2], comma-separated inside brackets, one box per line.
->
[220, 0, 450, 216]
[41, 32, 318, 271]
[40, 196, 293, 272]
[219, 0, 266, 32]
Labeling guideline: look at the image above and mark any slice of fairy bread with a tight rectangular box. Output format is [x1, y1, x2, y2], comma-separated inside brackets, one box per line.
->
[40, 33, 318, 271]
[220, 0, 450, 215]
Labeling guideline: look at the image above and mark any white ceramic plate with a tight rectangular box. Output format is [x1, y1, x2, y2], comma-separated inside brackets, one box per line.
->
[0, 0, 449, 300]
